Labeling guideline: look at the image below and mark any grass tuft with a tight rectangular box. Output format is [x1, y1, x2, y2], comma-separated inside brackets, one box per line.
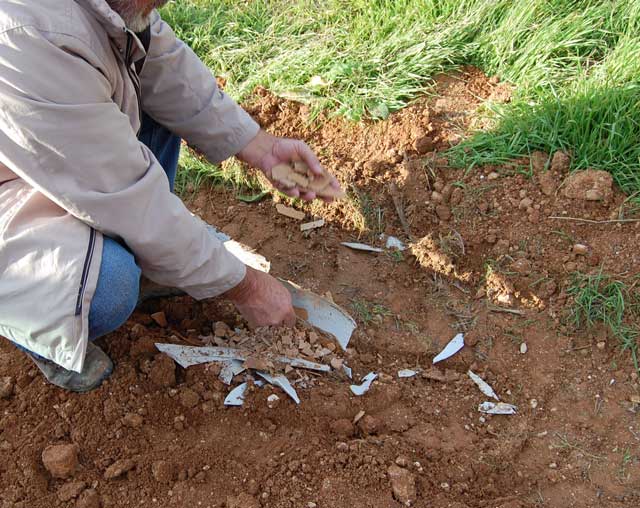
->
[567, 270, 640, 373]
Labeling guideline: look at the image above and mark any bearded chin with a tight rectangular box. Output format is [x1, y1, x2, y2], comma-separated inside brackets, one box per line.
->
[108, 1, 170, 32]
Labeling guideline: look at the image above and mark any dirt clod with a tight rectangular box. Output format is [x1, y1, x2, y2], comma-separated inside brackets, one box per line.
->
[57, 481, 87, 502]
[148, 353, 176, 388]
[227, 493, 260, 508]
[358, 415, 380, 435]
[562, 169, 613, 202]
[151, 461, 174, 484]
[122, 413, 143, 428]
[76, 488, 101, 508]
[179, 388, 201, 409]
[42, 443, 79, 479]
[414, 135, 436, 154]
[330, 418, 355, 438]
[550, 150, 570, 173]
[388, 464, 417, 506]
[104, 458, 135, 480]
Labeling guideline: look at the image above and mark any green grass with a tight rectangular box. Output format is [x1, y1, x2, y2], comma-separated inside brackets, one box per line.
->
[162, 0, 640, 193]
[567, 271, 640, 373]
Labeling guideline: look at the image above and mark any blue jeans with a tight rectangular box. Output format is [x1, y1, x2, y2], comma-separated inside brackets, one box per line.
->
[88, 113, 181, 339]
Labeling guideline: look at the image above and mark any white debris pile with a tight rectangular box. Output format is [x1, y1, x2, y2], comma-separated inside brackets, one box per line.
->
[156, 281, 358, 406]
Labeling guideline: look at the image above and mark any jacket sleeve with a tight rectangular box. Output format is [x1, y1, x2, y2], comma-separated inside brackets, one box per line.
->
[0, 26, 246, 300]
[139, 11, 260, 163]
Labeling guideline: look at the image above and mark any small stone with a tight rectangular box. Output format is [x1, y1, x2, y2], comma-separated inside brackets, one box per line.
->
[435, 205, 451, 221]
[336, 442, 349, 452]
[330, 357, 344, 370]
[307, 503, 318, 508]
[487, 172, 500, 180]
[519, 197, 533, 210]
[530, 399, 538, 409]
[572, 244, 589, 255]
[151, 461, 174, 484]
[104, 458, 135, 480]
[596, 341, 606, 350]
[267, 394, 280, 409]
[431, 191, 444, 203]
[42, 444, 79, 479]
[122, 413, 143, 428]
[0, 376, 15, 399]
[179, 388, 200, 409]
[549, 462, 558, 469]
[511, 258, 532, 275]
[57, 481, 87, 502]
[150, 311, 168, 328]
[520, 343, 528, 354]
[387, 465, 417, 505]
[76, 489, 101, 508]
[395, 456, 409, 468]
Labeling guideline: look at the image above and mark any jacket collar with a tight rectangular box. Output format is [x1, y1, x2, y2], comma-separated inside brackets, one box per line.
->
[77, 0, 146, 57]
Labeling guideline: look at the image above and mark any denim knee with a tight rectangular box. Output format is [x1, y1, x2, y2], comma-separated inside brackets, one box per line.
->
[88, 237, 141, 340]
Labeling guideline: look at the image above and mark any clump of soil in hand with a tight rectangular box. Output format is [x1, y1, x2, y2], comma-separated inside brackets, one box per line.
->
[271, 161, 345, 199]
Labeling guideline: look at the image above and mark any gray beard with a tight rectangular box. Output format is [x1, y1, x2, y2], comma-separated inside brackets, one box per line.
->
[107, 0, 170, 32]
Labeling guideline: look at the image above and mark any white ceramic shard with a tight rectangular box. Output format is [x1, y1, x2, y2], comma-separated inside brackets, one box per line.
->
[350, 372, 378, 396]
[256, 372, 301, 404]
[432, 333, 465, 364]
[341, 242, 384, 253]
[468, 371, 499, 400]
[478, 402, 517, 415]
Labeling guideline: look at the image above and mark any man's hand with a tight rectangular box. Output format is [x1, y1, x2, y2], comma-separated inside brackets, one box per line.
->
[237, 129, 342, 202]
[223, 266, 297, 328]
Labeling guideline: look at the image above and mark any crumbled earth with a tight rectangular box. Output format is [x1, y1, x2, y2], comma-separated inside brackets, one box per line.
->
[2, 68, 640, 508]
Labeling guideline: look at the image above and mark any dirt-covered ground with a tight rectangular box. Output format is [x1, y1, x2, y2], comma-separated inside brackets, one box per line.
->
[2, 68, 640, 508]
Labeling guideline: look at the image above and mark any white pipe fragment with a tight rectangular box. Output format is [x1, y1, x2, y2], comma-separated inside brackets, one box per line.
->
[479, 402, 517, 415]
[468, 371, 499, 400]
[432, 333, 464, 364]
[224, 383, 248, 406]
[398, 369, 419, 378]
[219, 360, 246, 385]
[385, 236, 406, 251]
[341, 242, 384, 253]
[350, 372, 378, 396]
[300, 219, 325, 232]
[256, 372, 301, 404]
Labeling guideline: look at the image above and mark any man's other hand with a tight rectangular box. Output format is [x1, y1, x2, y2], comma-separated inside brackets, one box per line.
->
[222, 266, 297, 328]
[237, 130, 342, 202]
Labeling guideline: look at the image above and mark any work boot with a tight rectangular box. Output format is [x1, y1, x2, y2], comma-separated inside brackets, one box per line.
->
[29, 343, 113, 393]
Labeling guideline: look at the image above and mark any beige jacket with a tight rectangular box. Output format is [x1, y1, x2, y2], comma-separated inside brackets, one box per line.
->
[0, 0, 260, 372]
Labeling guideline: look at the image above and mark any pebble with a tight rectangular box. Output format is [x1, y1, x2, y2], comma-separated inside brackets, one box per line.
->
[520, 343, 528, 354]
[42, 444, 79, 479]
[487, 172, 499, 180]
[150, 311, 168, 328]
[104, 458, 135, 480]
[395, 456, 409, 468]
[572, 243, 589, 255]
[122, 413, 143, 428]
[597, 341, 606, 350]
[0, 376, 14, 399]
[530, 399, 539, 409]
[388, 465, 417, 505]
[267, 394, 280, 409]
[431, 191, 444, 203]
[518, 197, 533, 210]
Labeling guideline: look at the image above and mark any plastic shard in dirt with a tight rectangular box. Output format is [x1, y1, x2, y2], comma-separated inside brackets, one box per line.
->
[350, 372, 378, 396]
[385, 236, 407, 251]
[219, 360, 246, 385]
[300, 218, 325, 232]
[340, 242, 384, 253]
[280, 280, 356, 350]
[468, 370, 499, 400]
[432, 333, 464, 364]
[155, 344, 330, 373]
[479, 402, 517, 415]
[224, 382, 248, 406]
[398, 369, 419, 378]
[256, 371, 300, 404]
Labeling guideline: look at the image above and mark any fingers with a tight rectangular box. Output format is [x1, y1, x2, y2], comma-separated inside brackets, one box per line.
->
[293, 140, 324, 176]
